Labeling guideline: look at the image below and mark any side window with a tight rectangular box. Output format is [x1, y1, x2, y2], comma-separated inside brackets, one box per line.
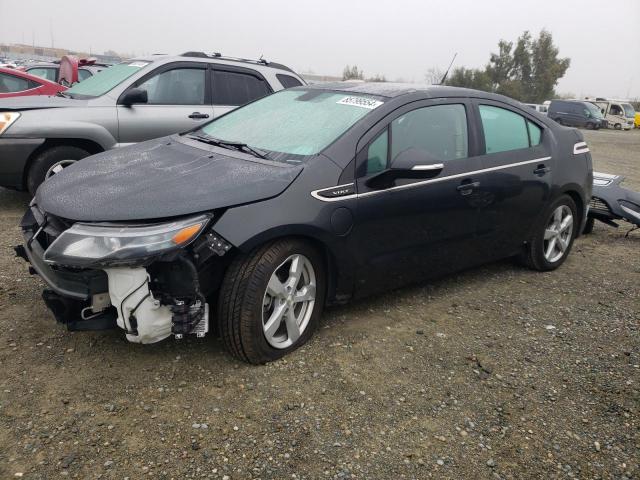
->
[479, 105, 529, 154]
[137, 68, 205, 105]
[78, 69, 92, 82]
[0, 73, 30, 93]
[527, 120, 542, 146]
[276, 74, 303, 89]
[390, 104, 468, 162]
[213, 70, 271, 106]
[366, 129, 389, 174]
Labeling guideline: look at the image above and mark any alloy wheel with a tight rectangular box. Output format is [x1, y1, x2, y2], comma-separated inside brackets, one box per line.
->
[262, 254, 316, 349]
[45, 159, 77, 179]
[543, 205, 573, 263]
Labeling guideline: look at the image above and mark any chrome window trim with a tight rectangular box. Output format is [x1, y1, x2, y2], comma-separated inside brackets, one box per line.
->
[310, 156, 552, 202]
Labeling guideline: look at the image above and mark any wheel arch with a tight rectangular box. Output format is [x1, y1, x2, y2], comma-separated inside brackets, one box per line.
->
[559, 186, 586, 236]
[231, 226, 354, 306]
[22, 138, 105, 189]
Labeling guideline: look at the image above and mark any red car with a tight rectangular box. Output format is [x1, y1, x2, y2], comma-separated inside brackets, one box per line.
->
[0, 67, 67, 98]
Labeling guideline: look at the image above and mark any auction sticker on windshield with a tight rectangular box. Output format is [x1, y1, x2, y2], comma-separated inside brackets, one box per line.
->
[337, 96, 383, 109]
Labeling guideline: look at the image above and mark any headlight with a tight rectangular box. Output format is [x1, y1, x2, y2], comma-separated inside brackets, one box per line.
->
[0, 112, 20, 135]
[44, 214, 210, 267]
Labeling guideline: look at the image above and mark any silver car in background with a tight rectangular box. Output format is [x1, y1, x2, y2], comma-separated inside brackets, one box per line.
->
[0, 52, 305, 193]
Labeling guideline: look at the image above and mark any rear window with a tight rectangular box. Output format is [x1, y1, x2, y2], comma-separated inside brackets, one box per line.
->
[277, 74, 303, 89]
[479, 105, 529, 154]
[27, 67, 58, 82]
[213, 70, 271, 106]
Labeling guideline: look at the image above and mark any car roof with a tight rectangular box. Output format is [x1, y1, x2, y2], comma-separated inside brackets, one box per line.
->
[128, 52, 298, 74]
[300, 81, 514, 102]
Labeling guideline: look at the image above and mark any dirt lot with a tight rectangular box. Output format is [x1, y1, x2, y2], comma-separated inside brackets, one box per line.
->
[0, 129, 638, 480]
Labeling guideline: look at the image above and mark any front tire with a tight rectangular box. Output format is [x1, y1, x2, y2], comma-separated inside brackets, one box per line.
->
[27, 145, 91, 195]
[519, 195, 578, 271]
[218, 239, 326, 364]
[583, 217, 595, 234]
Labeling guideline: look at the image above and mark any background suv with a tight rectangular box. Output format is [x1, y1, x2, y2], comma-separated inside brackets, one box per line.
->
[548, 99, 605, 130]
[0, 52, 305, 193]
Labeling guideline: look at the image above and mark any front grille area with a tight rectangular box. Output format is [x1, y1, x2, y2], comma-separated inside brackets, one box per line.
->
[589, 197, 610, 213]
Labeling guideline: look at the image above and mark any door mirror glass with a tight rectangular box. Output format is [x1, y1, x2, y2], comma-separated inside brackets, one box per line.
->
[121, 87, 148, 106]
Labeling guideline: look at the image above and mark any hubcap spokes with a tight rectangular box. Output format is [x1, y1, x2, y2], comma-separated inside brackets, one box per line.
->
[262, 254, 316, 349]
[544, 205, 573, 263]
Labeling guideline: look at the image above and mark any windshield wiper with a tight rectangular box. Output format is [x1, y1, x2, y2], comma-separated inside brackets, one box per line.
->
[186, 134, 268, 159]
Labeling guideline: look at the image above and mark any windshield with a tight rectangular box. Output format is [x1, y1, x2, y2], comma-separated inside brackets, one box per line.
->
[622, 103, 635, 118]
[65, 61, 150, 98]
[585, 102, 603, 119]
[200, 89, 384, 157]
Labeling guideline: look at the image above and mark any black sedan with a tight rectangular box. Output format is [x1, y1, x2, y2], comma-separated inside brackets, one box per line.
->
[18, 83, 593, 363]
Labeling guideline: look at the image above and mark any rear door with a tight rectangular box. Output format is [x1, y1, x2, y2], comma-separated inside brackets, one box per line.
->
[116, 61, 213, 145]
[211, 65, 273, 118]
[471, 101, 553, 260]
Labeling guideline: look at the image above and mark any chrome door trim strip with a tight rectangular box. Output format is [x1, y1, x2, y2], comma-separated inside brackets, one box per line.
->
[310, 156, 552, 202]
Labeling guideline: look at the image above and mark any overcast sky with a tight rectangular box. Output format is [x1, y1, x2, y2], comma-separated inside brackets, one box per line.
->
[0, 0, 638, 98]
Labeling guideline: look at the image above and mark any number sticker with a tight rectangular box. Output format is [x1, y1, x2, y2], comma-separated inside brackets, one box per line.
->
[337, 96, 383, 110]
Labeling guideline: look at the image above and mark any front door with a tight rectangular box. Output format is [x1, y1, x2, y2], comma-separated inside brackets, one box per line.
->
[350, 100, 485, 296]
[116, 62, 213, 145]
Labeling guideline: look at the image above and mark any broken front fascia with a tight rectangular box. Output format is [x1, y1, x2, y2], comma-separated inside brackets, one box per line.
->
[34, 213, 232, 342]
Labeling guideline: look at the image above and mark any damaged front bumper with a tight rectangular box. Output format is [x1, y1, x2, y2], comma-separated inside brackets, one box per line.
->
[16, 205, 230, 343]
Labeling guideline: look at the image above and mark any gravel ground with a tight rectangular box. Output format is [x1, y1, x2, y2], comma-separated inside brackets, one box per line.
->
[0, 129, 638, 480]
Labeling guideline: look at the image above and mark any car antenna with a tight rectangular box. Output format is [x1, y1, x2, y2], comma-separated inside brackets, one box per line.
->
[439, 53, 457, 85]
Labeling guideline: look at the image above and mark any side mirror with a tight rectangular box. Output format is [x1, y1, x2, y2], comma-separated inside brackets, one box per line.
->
[121, 88, 148, 106]
[366, 148, 444, 189]
[390, 148, 444, 173]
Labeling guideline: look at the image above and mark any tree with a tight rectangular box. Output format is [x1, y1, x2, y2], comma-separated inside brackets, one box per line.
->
[445, 30, 569, 103]
[342, 65, 364, 81]
[529, 30, 570, 103]
[446, 67, 492, 91]
[367, 74, 387, 82]
[425, 67, 444, 85]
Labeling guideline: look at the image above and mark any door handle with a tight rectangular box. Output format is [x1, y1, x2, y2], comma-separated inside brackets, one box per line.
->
[457, 181, 480, 196]
[188, 112, 210, 119]
[534, 164, 551, 176]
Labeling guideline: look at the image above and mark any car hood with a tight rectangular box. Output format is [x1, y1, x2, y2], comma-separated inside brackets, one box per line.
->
[0, 95, 88, 111]
[36, 136, 303, 222]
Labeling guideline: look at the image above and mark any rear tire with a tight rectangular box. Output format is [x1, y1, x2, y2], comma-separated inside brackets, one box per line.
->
[586, 122, 593, 130]
[614, 123, 622, 130]
[217, 239, 326, 364]
[519, 195, 578, 271]
[27, 145, 91, 195]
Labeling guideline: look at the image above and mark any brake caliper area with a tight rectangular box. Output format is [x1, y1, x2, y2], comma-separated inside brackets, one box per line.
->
[104, 256, 208, 344]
